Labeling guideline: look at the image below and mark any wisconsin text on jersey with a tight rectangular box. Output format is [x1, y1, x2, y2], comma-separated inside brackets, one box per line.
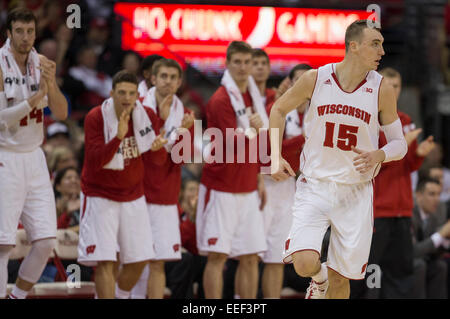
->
[316, 104, 372, 124]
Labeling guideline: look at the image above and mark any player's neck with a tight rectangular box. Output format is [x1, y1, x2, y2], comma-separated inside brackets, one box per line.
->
[255, 81, 266, 96]
[335, 59, 369, 91]
[234, 79, 248, 94]
[10, 46, 29, 72]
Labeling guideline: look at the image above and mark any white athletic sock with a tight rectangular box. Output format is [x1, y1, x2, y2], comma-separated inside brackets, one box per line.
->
[0, 246, 12, 298]
[311, 263, 328, 284]
[234, 294, 241, 299]
[115, 283, 130, 299]
[10, 286, 28, 299]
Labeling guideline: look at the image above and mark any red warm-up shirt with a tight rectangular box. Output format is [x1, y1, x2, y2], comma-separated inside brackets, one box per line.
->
[143, 106, 195, 205]
[265, 102, 306, 172]
[374, 112, 425, 218]
[201, 86, 264, 193]
[81, 105, 166, 202]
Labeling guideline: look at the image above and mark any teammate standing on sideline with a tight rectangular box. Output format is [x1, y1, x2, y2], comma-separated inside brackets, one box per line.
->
[269, 20, 408, 299]
[251, 50, 307, 298]
[77, 70, 168, 299]
[350, 67, 435, 299]
[0, 8, 68, 299]
[197, 41, 268, 299]
[131, 58, 195, 299]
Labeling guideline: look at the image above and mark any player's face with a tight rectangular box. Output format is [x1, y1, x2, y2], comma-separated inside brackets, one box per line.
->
[251, 56, 271, 83]
[416, 183, 442, 215]
[111, 82, 138, 113]
[152, 66, 181, 98]
[356, 28, 385, 71]
[383, 76, 402, 101]
[226, 52, 252, 84]
[7, 20, 36, 54]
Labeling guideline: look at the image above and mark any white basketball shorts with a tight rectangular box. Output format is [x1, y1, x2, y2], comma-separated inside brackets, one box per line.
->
[147, 203, 181, 261]
[283, 175, 374, 280]
[0, 147, 56, 245]
[196, 184, 267, 258]
[77, 193, 154, 266]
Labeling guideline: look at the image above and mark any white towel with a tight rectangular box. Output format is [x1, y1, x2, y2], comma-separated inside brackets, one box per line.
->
[101, 97, 155, 170]
[220, 69, 269, 138]
[142, 86, 184, 150]
[138, 80, 149, 98]
[285, 109, 303, 139]
[0, 38, 41, 102]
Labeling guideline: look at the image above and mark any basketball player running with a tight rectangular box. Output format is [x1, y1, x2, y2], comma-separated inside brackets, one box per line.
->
[269, 20, 408, 299]
[0, 8, 68, 299]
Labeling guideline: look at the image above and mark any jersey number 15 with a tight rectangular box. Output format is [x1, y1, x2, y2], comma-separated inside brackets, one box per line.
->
[323, 121, 359, 151]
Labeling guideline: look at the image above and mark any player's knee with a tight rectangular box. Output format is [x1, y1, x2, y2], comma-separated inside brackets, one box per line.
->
[207, 253, 228, 267]
[238, 254, 259, 269]
[32, 238, 56, 257]
[328, 270, 348, 287]
[292, 252, 320, 277]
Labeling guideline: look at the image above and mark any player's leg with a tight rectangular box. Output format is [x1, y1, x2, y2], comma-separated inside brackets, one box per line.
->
[326, 267, 350, 299]
[148, 260, 166, 298]
[0, 245, 13, 298]
[77, 194, 121, 299]
[230, 191, 267, 299]
[262, 263, 284, 298]
[117, 196, 154, 298]
[95, 260, 116, 298]
[0, 150, 28, 298]
[203, 252, 228, 298]
[145, 204, 181, 299]
[14, 148, 57, 299]
[326, 182, 374, 299]
[236, 254, 260, 298]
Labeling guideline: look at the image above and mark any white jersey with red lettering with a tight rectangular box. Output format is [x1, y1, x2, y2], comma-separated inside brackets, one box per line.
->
[300, 63, 382, 184]
[0, 49, 47, 153]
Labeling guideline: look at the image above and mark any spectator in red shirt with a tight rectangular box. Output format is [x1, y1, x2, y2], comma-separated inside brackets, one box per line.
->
[350, 67, 436, 299]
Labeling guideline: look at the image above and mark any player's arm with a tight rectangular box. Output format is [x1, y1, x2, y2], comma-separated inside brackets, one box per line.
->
[38, 55, 68, 120]
[352, 80, 407, 173]
[269, 69, 316, 180]
[0, 66, 48, 129]
[378, 79, 407, 163]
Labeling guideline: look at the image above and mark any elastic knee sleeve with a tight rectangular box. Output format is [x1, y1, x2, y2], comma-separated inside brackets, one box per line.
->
[18, 238, 56, 284]
[0, 246, 14, 298]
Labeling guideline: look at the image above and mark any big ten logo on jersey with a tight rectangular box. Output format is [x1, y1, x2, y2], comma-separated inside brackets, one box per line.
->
[122, 136, 139, 165]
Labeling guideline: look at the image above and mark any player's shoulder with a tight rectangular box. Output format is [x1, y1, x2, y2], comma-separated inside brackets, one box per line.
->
[85, 105, 102, 123]
[207, 86, 231, 108]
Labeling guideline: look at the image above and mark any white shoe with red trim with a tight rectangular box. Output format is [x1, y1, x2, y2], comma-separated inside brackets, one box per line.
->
[305, 279, 328, 299]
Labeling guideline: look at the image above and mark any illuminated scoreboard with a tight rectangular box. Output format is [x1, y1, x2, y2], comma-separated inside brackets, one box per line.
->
[114, 3, 371, 75]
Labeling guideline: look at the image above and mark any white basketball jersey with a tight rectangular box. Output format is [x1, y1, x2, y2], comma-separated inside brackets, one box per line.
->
[300, 63, 382, 184]
[0, 59, 46, 153]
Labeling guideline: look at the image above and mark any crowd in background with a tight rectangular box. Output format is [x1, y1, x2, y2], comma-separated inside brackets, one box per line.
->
[1, 0, 450, 298]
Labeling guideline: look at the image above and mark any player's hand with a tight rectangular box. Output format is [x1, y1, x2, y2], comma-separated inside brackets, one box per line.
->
[181, 111, 195, 129]
[38, 54, 57, 85]
[416, 135, 435, 157]
[151, 129, 168, 151]
[404, 128, 422, 146]
[438, 220, 450, 238]
[352, 146, 385, 174]
[159, 95, 173, 121]
[117, 105, 134, 140]
[257, 175, 267, 211]
[271, 156, 296, 182]
[249, 110, 263, 131]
